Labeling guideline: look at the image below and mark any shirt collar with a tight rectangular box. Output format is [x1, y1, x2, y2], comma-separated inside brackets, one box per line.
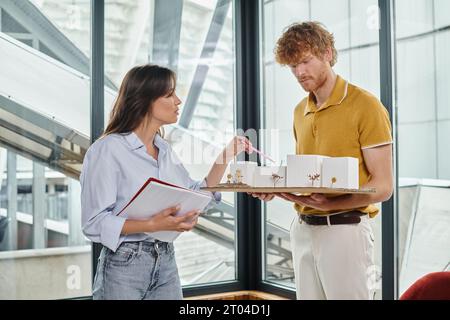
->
[123, 131, 168, 156]
[304, 75, 349, 116]
[123, 131, 143, 150]
[154, 133, 169, 156]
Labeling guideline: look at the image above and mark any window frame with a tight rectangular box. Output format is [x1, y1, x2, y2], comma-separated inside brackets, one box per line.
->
[89, 0, 398, 300]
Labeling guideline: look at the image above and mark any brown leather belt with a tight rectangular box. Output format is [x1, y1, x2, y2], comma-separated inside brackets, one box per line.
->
[300, 211, 366, 226]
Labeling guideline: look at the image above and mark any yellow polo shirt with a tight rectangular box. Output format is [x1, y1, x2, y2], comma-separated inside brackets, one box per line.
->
[293, 75, 393, 218]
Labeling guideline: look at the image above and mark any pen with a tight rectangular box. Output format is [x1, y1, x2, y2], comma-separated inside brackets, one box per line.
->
[236, 137, 276, 164]
[250, 146, 276, 164]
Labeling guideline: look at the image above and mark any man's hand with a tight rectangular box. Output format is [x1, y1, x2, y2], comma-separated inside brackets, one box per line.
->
[247, 192, 276, 202]
[277, 193, 336, 211]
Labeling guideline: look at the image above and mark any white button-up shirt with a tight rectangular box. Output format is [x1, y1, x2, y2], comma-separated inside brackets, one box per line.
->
[80, 132, 221, 251]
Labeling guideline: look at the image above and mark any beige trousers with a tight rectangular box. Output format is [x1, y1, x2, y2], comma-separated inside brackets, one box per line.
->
[290, 214, 376, 300]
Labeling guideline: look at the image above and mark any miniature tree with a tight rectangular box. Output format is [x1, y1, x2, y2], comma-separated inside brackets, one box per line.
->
[307, 173, 321, 187]
[235, 169, 243, 184]
[271, 173, 283, 188]
[331, 177, 337, 188]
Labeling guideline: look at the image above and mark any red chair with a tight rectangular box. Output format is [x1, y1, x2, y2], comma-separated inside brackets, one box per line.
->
[400, 272, 450, 300]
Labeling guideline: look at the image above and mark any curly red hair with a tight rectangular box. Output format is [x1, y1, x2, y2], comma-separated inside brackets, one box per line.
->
[275, 21, 337, 67]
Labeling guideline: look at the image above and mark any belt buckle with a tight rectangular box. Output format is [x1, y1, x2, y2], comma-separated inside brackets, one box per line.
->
[302, 214, 322, 225]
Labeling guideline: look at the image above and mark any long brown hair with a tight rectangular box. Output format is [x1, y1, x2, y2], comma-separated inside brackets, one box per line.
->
[103, 64, 176, 137]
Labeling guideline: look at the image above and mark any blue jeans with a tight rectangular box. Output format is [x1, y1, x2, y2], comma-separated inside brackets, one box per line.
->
[93, 239, 183, 300]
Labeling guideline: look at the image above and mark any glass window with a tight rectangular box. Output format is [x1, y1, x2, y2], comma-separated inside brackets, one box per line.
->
[260, 0, 383, 298]
[0, 0, 91, 299]
[104, 0, 237, 287]
[395, 0, 434, 38]
[395, 0, 450, 296]
[434, 0, 450, 29]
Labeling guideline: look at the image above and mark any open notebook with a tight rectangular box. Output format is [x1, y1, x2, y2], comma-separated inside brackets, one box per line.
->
[117, 178, 212, 242]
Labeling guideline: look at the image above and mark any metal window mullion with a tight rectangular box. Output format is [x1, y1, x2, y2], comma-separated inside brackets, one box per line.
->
[235, 0, 261, 291]
[90, 0, 105, 284]
[431, 0, 439, 178]
[379, 0, 399, 300]
[32, 162, 46, 249]
[7, 150, 18, 250]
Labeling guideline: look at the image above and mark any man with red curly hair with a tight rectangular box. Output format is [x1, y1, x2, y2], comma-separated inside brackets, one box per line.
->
[253, 22, 394, 300]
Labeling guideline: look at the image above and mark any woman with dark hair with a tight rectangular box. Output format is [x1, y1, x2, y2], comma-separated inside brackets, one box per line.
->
[81, 64, 252, 300]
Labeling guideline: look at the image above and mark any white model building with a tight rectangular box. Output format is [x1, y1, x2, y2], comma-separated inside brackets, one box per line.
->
[321, 157, 359, 189]
[227, 155, 360, 189]
[252, 166, 287, 187]
[229, 161, 257, 185]
[286, 155, 329, 187]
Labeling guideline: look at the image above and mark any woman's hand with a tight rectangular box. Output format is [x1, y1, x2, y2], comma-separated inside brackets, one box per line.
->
[206, 136, 254, 188]
[147, 205, 200, 233]
[121, 206, 200, 235]
[223, 136, 253, 163]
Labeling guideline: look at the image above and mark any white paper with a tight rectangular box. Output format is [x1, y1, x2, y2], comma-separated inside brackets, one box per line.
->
[119, 180, 212, 242]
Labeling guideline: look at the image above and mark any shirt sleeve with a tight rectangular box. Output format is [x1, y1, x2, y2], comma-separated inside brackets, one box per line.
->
[191, 178, 222, 204]
[357, 96, 393, 150]
[80, 142, 126, 252]
[183, 173, 222, 208]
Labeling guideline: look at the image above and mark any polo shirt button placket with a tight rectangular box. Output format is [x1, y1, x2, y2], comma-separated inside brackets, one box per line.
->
[312, 113, 318, 137]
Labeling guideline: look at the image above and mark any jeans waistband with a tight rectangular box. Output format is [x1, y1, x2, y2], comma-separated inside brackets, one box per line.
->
[119, 239, 172, 254]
